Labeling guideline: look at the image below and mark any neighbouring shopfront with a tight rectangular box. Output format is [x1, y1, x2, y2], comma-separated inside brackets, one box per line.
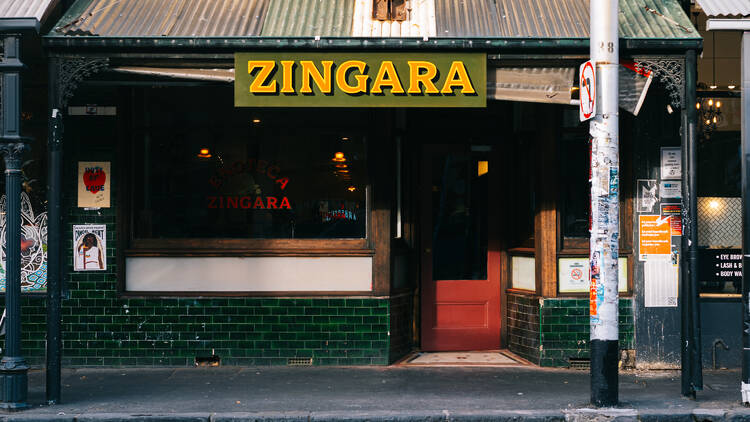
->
[3, 0, 705, 368]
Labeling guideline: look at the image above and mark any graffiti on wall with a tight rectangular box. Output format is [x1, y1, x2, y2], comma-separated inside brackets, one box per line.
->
[0, 192, 48, 292]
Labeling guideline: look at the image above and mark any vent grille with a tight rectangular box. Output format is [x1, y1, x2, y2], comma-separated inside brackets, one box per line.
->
[569, 358, 590, 370]
[287, 358, 313, 366]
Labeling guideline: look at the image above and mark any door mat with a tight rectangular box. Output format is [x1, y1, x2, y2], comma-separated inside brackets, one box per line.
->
[400, 350, 530, 367]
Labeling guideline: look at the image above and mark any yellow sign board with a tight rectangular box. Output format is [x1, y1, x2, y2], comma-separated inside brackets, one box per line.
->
[234, 52, 486, 108]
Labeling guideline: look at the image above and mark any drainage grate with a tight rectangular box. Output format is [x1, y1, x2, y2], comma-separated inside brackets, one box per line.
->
[287, 357, 313, 366]
[195, 355, 221, 367]
[569, 358, 590, 370]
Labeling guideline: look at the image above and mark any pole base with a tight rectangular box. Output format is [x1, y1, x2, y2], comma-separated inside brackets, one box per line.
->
[591, 339, 619, 407]
[0, 357, 28, 409]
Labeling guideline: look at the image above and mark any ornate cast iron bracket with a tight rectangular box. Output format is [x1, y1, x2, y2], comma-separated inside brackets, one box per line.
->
[56, 56, 110, 108]
[633, 57, 685, 109]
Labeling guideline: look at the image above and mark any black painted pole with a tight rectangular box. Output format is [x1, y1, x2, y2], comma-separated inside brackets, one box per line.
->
[681, 49, 702, 398]
[740, 31, 750, 405]
[0, 34, 29, 410]
[46, 56, 63, 404]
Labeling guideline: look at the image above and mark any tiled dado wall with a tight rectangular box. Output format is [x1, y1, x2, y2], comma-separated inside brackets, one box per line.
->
[6, 177, 413, 367]
[508, 294, 635, 367]
[12, 294, 411, 367]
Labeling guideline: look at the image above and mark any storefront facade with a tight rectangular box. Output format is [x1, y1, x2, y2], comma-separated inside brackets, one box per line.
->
[6, 0, 703, 368]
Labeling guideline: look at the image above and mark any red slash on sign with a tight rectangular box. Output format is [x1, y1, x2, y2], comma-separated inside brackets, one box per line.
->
[579, 60, 596, 121]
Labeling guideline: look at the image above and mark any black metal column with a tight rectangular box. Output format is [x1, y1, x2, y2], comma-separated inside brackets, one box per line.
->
[681, 48, 703, 398]
[0, 34, 29, 410]
[740, 31, 750, 405]
[45, 57, 63, 405]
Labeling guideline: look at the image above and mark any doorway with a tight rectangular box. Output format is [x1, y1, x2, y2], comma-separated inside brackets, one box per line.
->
[420, 144, 501, 351]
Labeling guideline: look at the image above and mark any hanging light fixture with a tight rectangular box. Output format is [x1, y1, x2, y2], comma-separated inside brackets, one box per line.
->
[696, 98, 723, 133]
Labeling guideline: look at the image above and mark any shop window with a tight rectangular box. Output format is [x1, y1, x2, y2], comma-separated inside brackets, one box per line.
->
[129, 87, 369, 245]
[373, 0, 407, 21]
[559, 132, 590, 239]
[697, 96, 741, 295]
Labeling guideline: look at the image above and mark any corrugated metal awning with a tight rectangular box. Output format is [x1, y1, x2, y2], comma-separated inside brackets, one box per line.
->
[492, 0, 698, 39]
[261, 0, 353, 37]
[54, 0, 268, 36]
[694, 0, 750, 18]
[0, 0, 59, 30]
[51, 0, 698, 40]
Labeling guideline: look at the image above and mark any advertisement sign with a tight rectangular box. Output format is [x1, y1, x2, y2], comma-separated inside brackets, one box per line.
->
[639, 215, 672, 260]
[78, 162, 111, 208]
[235, 52, 486, 108]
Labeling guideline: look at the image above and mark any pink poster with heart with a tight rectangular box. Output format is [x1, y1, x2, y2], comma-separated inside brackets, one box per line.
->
[78, 162, 111, 208]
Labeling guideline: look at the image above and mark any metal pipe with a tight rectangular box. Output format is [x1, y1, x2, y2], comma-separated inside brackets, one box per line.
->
[741, 31, 750, 405]
[589, 0, 619, 408]
[46, 55, 63, 404]
[0, 34, 29, 410]
[712, 339, 729, 370]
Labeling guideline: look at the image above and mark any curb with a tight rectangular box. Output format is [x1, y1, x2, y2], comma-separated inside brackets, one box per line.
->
[1, 409, 750, 422]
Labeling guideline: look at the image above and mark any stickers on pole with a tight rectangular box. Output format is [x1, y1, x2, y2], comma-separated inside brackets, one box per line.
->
[579, 60, 596, 121]
[78, 162, 111, 209]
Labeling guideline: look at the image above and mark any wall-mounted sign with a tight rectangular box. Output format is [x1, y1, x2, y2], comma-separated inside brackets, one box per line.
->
[235, 52, 486, 108]
[698, 248, 742, 293]
[661, 203, 682, 236]
[73, 224, 106, 271]
[660, 147, 681, 180]
[636, 179, 658, 213]
[558, 257, 628, 293]
[78, 162, 110, 208]
[639, 215, 671, 260]
[660, 181, 681, 199]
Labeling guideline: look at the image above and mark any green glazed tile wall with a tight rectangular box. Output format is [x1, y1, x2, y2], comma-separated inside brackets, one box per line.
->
[6, 153, 407, 367]
[507, 294, 540, 364]
[539, 298, 634, 367]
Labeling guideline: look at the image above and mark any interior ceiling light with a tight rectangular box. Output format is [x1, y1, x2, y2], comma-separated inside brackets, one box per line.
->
[728, 85, 736, 89]
[335, 164, 348, 169]
[252, 118, 261, 124]
[348, 186, 356, 192]
[332, 152, 346, 162]
[197, 148, 212, 158]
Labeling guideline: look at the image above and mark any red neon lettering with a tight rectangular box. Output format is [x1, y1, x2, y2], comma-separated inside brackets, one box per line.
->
[257, 160, 268, 175]
[227, 196, 238, 209]
[209, 176, 222, 189]
[240, 196, 251, 209]
[267, 165, 280, 180]
[207, 196, 217, 208]
[267, 197, 278, 209]
[280, 197, 291, 209]
[276, 177, 289, 190]
[254, 197, 265, 209]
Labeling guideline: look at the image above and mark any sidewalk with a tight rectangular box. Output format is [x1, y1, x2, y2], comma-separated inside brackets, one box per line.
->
[7, 366, 749, 421]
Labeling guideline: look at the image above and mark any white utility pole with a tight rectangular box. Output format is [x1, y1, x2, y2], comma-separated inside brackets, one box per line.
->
[589, 0, 620, 407]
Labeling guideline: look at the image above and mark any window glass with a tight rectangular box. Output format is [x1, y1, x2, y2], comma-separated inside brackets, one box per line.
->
[560, 132, 590, 238]
[132, 87, 368, 240]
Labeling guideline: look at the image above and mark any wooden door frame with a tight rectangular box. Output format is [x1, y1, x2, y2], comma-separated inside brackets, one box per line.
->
[419, 143, 504, 351]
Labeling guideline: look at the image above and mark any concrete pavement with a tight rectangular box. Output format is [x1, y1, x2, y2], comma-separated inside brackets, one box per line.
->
[3, 366, 748, 421]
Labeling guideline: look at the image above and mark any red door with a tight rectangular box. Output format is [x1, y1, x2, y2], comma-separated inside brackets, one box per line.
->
[420, 145, 500, 351]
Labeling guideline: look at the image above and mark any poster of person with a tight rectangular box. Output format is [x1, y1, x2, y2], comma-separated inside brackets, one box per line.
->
[73, 225, 106, 271]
